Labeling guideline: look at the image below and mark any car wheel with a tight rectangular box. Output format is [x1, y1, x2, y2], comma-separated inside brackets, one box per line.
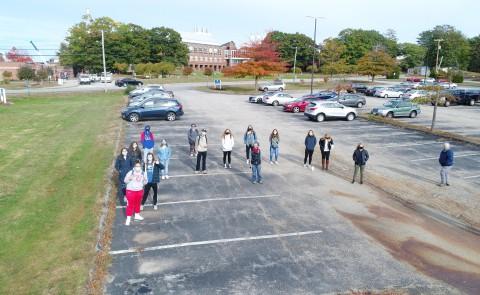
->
[263, 87, 268, 92]
[128, 113, 140, 122]
[469, 99, 475, 106]
[409, 111, 417, 118]
[139, 82, 143, 86]
[386, 112, 394, 118]
[384, 94, 388, 99]
[356, 102, 363, 108]
[272, 100, 279, 106]
[257, 98, 262, 103]
[166, 112, 176, 121]
[444, 100, 450, 107]
[316, 113, 325, 122]
[346, 112, 356, 121]
[293, 106, 300, 113]
[278, 87, 283, 91]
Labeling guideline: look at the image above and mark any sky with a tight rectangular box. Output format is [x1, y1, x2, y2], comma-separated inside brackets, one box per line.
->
[1, 0, 479, 57]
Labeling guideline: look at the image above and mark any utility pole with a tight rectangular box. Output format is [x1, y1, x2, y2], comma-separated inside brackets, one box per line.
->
[101, 30, 107, 93]
[306, 16, 324, 94]
[430, 39, 443, 131]
[292, 46, 298, 83]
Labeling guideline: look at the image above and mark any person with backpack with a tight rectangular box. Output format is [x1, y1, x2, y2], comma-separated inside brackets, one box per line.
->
[195, 129, 208, 174]
[319, 134, 334, 170]
[140, 125, 155, 163]
[141, 153, 164, 211]
[304, 130, 317, 171]
[115, 147, 133, 205]
[222, 129, 234, 168]
[251, 141, 263, 184]
[124, 160, 148, 226]
[269, 129, 280, 165]
[187, 123, 199, 157]
[438, 142, 454, 187]
[157, 139, 171, 180]
[128, 141, 143, 164]
[352, 143, 369, 184]
[243, 125, 257, 166]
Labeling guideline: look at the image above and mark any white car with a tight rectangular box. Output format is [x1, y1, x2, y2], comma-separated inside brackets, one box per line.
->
[100, 73, 113, 83]
[438, 82, 457, 89]
[304, 101, 357, 122]
[78, 74, 91, 85]
[262, 92, 297, 106]
[400, 90, 431, 100]
[375, 88, 403, 98]
[129, 85, 165, 97]
[258, 81, 285, 92]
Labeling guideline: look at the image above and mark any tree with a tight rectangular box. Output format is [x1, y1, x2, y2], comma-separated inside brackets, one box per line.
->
[155, 62, 176, 77]
[6, 47, 33, 63]
[2, 71, 12, 83]
[17, 66, 36, 81]
[182, 66, 193, 76]
[320, 38, 349, 76]
[337, 29, 397, 64]
[398, 43, 426, 71]
[269, 31, 317, 71]
[203, 68, 213, 76]
[356, 50, 396, 81]
[113, 62, 129, 74]
[418, 25, 471, 70]
[35, 68, 49, 84]
[468, 35, 480, 72]
[149, 27, 189, 65]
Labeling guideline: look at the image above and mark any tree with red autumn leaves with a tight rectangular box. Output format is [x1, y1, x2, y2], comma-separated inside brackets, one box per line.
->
[6, 47, 33, 63]
[223, 33, 286, 89]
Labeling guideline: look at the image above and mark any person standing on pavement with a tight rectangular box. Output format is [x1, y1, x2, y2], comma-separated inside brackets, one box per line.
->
[222, 129, 234, 168]
[124, 160, 148, 226]
[269, 129, 280, 165]
[319, 134, 334, 170]
[141, 153, 164, 211]
[157, 139, 171, 180]
[140, 125, 155, 163]
[352, 143, 369, 184]
[195, 129, 208, 174]
[243, 125, 257, 166]
[115, 147, 133, 205]
[128, 141, 143, 164]
[251, 141, 263, 184]
[188, 123, 199, 157]
[304, 130, 317, 170]
[438, 142, 454, 187]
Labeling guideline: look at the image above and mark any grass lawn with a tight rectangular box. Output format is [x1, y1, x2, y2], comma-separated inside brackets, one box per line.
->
[0, 92, 124, 294]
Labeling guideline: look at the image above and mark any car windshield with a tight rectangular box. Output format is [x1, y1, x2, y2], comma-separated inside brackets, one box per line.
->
[383, 101, 399, 108]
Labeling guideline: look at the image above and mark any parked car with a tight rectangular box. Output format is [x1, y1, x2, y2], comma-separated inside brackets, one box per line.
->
[89, 74, 98, 83]
[365, 86, 384, 96]
[121, 98, 183, 122]
[302, 91, 338, 100]
[337, 94, 366, 108]
[375, 88, 403, 98]
[406, 77, 423, 82]
[78, 74, 91, 85]
[249, 91, 278, 103]
[371, 100, 421, 118]
[435, 89, 480, 106]
[129, 85, 164, 96]
[262, 92, 297, 106]
[116, 78, 144, 87]
[283, 97, 326, 113]
[348, 83, 368, 94]
[436, 82, 458, 89]
[129, 92, 172, 106]
[304, 101, 357, 122]
[400, 90, 431, 100]
[100, 73, 112, 83]
[258, 80, 285, 92]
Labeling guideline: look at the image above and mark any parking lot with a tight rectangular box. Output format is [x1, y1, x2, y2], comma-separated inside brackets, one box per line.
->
[106, 88, 480, 294]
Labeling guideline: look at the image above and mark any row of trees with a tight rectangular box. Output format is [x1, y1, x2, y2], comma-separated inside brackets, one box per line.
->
[59, 15, 189, 74]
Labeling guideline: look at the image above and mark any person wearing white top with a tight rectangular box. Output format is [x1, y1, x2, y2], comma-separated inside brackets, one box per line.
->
[222, 129, 235, 168]
[124, 160, 148, 225]
[319, 134, 334, 170]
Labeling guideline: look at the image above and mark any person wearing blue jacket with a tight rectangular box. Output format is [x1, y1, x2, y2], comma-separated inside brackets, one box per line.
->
[243, 125, 257, 166]
[438, 142, 454, 186]
[157, 139, 172, 180]
[304, 130, 317, 170]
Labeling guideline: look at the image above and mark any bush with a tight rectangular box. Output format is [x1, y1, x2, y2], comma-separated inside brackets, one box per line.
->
[292, 68, 302, 74]
[124, 85, 135, 95]
[451, 72, 464, 83]
[183, 66, 193, 76]
[204, 68, 213, 76]
[17, 66, 36, 81]
[386, 67, 401, 79]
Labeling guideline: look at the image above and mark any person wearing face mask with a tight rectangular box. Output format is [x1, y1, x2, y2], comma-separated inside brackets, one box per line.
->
[319, 134, 334, 170]
[124, 160, 148, 225]
[141, 153, 164, 211]
[251, 141, 263, 184]
[187, 123, 199, 157]
[269, 129, 280, 165]
[157, 139, 171, 179]
[128, 141, 143, 164]
[140, 125, 155, 163]
[195, 129, 208, 174]
[304, 130, 317, 171]
[438, 142, 454, 187]
[243, 125, 257, 166]
[115, 147, 133, 205]
[352, 143, 369, 184]
[222, 129, 234, 168]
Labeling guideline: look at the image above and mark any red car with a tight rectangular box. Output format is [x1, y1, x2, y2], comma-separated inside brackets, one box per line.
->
[283, 97, 315, 113]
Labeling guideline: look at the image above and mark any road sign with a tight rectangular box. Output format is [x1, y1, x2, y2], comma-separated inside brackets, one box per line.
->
[214, 79, 222, 90]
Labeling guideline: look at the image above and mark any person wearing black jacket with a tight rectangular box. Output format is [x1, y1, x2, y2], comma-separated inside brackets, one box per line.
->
[115, 148, 133, 205]
[251, 142, 263, 184]
[352, 143, 369, 184]
[128, 141, 143, 164]
[304, 130, 317, 171]
[319, 134, 334, 170]
[141, 152, 165, 210]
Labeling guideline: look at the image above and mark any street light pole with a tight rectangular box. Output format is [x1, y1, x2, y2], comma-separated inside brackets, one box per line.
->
[431, 38, 443, 131]
[101, 30, 107, 93]
[292, 46, 298, 83]
[306, 16, 324, 94]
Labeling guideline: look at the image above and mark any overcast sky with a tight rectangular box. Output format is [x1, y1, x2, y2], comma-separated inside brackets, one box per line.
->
[1, 0, 479, 55]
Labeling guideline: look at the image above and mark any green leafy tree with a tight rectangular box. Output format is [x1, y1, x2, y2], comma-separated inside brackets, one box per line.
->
[398, 42, 426, 71]
[269, 31, 317, 71]
[17, 66, 36, 81]
[320, 38, 349, 76]
[337, 29, 397, 64]
[149, 27, 189, 65]
[113, 62, 129, 74]
[468, 35, 480, 72]
[356, 50, 396, 81]
[417, 25, 471, 69]
[156, 62, 176, 77]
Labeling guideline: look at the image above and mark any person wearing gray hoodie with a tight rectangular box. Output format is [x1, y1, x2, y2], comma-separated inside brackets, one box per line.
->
[195, 129, 208, 174]
[187, 123, 199, 157]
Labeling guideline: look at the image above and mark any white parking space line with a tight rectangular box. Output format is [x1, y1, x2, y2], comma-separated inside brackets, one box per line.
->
[411, 153, 480, 162]
[169, 143, 221, 147]
[377, 141, 440, 148]
[109, 230, 323, 255]
[349, 132, 417, 138]
[170, 171, 251, 178]
[116, 194, 280, 209]
[464, 175, 480, 179]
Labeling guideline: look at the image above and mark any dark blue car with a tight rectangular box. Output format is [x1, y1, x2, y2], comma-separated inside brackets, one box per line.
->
[121, 97, 184, 122]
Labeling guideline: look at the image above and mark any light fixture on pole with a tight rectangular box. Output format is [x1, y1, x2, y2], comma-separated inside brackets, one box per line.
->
[101, 30, 107, 93]
[292, 46, 298, 83]
[431, 38, 443, 131]
[306, 16, 324, 95]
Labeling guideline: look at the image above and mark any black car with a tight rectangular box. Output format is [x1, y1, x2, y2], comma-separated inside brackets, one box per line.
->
[348, 83, 368, 94]
[365, 87, 383, 96]
[302, 91, 338, 100]
[115, 78, 144, 87]
[436, 89, 480, 106]
[121, 97, 184, 122]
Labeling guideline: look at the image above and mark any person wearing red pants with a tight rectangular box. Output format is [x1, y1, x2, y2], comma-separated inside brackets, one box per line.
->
[124, 160, 148, 226]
